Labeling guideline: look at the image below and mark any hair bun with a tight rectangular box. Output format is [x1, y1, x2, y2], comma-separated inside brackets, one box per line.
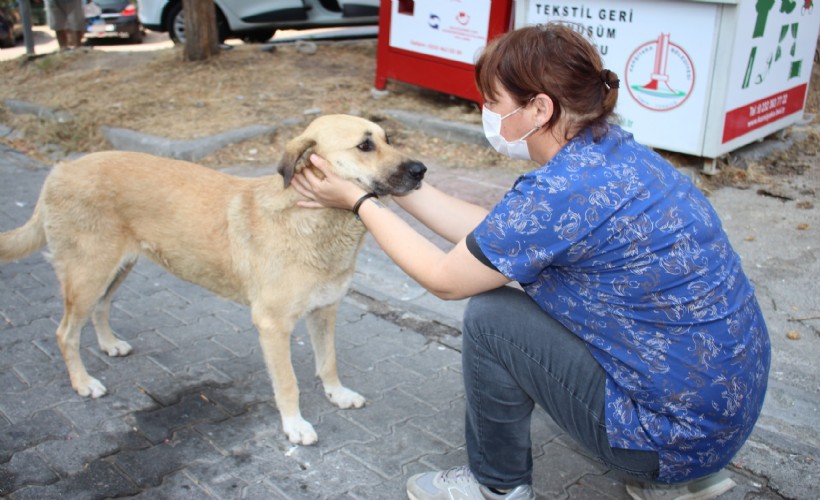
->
[600, 69, 620, 90]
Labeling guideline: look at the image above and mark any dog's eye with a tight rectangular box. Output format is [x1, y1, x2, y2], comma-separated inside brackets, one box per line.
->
[357, 139, 376, 152]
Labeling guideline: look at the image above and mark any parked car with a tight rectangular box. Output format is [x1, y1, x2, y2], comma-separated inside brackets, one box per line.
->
[0, 0, 22, 48]
[137, 0, 378, 45]
[84, 0, 143, 43]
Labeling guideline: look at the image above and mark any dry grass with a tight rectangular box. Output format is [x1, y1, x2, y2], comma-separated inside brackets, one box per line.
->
[0, 40, 515, 173]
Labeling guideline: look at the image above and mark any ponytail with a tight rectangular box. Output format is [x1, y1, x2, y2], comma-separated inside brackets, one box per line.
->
[599, 69, 620, 129]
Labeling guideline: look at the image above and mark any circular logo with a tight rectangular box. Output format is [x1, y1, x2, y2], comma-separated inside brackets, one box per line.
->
[625, 35, 695, 112]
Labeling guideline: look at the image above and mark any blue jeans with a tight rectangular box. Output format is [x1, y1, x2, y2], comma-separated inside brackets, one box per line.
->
[462, 286, 659, 490]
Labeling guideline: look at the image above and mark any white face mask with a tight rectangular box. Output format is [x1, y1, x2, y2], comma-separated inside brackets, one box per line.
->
[482, 104, 540, 161]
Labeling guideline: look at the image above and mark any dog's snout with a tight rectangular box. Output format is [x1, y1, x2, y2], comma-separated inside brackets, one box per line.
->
[407, 161, 427, 180]
[378, 160, 428, 196]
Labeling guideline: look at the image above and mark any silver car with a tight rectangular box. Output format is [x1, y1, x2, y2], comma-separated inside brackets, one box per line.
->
[137, 0, 379, 44]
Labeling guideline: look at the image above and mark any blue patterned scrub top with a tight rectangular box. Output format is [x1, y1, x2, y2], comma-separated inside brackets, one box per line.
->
[470, 125, 771, 482]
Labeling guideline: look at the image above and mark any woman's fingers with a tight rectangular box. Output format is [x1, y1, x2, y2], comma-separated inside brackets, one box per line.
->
[291, 154, 366, 211]
[297, 200, 325, 208]
[299, 166, 321, 186]
[290, 174, 313, 198]
[309, 154, 332, 175]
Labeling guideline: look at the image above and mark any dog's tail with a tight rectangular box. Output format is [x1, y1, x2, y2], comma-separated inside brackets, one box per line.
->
[0, 200, 47, 262]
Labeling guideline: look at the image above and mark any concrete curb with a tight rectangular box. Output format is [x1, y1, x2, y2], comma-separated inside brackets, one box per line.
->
[0, 143, 48, 171]
[4, 98, 74, 123]
[102, 124, 278, 162]
[3, 98, 282, 163]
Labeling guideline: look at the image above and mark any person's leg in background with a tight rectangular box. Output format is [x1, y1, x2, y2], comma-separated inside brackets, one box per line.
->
[55, 29, 69, 49]
[45, 0, 85, 50]
[46, 0, 68, 49]
[66, 0, 86, 48]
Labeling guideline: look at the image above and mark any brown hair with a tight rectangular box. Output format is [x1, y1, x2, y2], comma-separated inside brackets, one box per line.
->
[475, 23, 619, 140]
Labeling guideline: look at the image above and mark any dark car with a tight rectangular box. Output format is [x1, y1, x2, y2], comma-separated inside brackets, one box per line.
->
[84, 0, 143, 43]
[0, 0, 22, 48]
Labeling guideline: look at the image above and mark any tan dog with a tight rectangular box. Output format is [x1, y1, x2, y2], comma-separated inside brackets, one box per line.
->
[0, 114, 426, 445]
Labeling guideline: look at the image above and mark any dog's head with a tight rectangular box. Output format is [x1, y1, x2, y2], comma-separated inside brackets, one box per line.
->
[277, 114, 426, 196]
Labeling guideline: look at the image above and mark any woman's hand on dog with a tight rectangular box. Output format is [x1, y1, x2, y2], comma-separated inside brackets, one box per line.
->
[292, 154, 366, 211]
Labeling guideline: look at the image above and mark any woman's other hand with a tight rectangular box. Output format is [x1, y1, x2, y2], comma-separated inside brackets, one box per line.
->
[291, 154, 366, 210]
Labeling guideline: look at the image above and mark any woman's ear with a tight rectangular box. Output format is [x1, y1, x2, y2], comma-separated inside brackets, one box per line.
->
[533, 94, 554, 128]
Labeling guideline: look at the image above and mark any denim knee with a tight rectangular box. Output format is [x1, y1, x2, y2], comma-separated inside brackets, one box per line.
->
[463, 293, 493, 342]
[462, 287, 523, 341]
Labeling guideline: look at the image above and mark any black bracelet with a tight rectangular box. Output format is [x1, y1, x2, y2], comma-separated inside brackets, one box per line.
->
[352, 192, 378, 216]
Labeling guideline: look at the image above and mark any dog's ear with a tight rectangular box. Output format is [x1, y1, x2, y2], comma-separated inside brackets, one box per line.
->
[277, 134, 317, 187]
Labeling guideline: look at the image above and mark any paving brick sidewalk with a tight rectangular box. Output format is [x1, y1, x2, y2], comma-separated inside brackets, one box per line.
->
[0, 147, 789, 499]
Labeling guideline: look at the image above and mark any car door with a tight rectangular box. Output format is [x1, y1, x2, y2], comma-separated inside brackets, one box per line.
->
[336, 0, 379, 17]
[218, 0, 309, 30]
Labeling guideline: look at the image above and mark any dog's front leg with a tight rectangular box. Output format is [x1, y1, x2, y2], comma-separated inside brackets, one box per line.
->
[253, 310, 318, 445]
[307, 304, 366, 409]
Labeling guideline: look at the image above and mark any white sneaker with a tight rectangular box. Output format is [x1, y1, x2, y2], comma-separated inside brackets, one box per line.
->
[625, 469, 736, 500]
[406, 465, 535, 500]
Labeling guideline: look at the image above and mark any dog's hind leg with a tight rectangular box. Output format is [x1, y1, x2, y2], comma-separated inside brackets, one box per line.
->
[306, 303, 365, 410]
[52, 249, 135, 398]
[91, 259, 135, 357]
[253, 307, 318, 445]
[54, 271, 116, 398]
[54, 304, 105, 398]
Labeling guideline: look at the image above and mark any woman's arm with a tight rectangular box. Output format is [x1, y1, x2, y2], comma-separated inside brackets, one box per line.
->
[354, 197, 509, 299]
[392, 182, 490, 245]
[292, 155, 510, 300]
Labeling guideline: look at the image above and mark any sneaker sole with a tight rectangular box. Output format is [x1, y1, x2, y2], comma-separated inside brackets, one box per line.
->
[626, 477, 736, 500]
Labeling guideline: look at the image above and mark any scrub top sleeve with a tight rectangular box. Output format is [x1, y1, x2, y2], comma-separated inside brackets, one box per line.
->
[466, 231, 500, 272]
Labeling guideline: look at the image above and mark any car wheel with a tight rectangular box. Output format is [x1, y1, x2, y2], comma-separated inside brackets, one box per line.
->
[241, 30, 275, 44]
[0, 21, 14, 48]
[129, 28, 144, 44]
[167, 2, 185, 44]
[215, 10, 229, 43]
[167, 2, 229, 45]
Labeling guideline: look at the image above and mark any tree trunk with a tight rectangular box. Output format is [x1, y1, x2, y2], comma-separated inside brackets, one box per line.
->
[181, 0, 219, 61]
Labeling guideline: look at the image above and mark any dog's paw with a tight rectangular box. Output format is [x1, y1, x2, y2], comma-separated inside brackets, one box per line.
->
[325, 385, 366, 409]
[282, 417, 318, 446]
[102, 340, 133, 357]
[76, 377, 107, 399]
